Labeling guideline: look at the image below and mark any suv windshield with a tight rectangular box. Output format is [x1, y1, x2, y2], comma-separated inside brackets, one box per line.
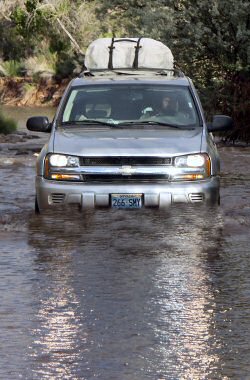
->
[61, 84, 200, 128]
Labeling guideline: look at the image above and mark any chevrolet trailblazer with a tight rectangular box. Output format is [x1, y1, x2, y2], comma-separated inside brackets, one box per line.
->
[26, 38, 233, 213]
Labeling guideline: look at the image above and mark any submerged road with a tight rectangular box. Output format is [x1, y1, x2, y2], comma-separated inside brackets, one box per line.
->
[0, 134, 250, 379]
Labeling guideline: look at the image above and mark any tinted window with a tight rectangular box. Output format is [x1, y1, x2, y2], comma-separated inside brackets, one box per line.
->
[62, 84, 200, 127]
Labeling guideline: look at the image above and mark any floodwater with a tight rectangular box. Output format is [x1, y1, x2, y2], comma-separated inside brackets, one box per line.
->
[0, 107, 250, 380]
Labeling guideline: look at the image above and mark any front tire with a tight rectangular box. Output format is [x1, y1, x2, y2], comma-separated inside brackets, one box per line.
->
[35, 196, 40, 214]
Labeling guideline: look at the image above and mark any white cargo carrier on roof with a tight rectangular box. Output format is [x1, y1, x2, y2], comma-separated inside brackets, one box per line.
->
[84, 37, 174, 71]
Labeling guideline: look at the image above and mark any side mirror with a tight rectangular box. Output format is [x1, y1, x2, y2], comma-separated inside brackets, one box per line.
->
[26, 116, 51, 133]
[207, 115, 233, 132]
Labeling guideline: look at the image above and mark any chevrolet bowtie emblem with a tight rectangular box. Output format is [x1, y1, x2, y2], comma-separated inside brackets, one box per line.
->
[120, 165, 136, 175]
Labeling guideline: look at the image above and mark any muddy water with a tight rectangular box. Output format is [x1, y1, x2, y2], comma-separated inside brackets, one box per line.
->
[1, 106, 56, 132]
[0, 109, 250, 379]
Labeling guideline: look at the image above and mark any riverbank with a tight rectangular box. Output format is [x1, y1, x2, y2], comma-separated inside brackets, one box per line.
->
[0, 77, 70, 107]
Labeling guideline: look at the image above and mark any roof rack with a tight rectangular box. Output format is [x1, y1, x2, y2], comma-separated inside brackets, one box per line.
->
[80, 67, 185, 78]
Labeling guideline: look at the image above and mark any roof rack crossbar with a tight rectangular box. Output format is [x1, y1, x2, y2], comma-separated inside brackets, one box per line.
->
[80, 67, 185, 78]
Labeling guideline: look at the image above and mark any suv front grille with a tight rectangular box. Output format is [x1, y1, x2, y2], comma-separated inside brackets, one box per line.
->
[80, 156, 172, 166]
[82, 174, 169, 183]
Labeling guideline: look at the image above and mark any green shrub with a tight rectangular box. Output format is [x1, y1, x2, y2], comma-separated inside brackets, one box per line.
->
[24, 51, 57, 79]
[55, 52, 76, 79]
[0, 60, 24, 77]
[0, 110, 17, 135]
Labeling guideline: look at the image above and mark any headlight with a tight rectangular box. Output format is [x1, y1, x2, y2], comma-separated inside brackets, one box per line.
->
[45, 154, 81, 181]
[172, 153, 211, 181]
[175, 154, 205, 168]
[49, 154, 79, 167]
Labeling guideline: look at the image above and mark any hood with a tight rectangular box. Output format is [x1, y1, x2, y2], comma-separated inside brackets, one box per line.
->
[53, 127, 202, 157]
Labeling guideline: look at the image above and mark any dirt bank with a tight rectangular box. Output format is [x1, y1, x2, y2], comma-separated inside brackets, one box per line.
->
[0, 77, 70, 107]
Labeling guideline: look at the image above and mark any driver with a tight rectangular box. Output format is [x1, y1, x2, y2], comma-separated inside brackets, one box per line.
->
[140, 94, 177, 119]
[157, 94, 176, 116]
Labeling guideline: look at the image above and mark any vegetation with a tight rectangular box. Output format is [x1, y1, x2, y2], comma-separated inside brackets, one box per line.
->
[0, 0, 249, 141]
[0, 59, 24, 77]
[98, 0, 250, 142]
[0, 109, 17, 135]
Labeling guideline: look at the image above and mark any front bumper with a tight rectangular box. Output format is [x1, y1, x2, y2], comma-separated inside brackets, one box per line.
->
[36, 176, 220, 210]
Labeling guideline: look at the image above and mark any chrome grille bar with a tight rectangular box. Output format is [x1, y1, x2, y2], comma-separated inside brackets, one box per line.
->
[51, 166, 205, 176]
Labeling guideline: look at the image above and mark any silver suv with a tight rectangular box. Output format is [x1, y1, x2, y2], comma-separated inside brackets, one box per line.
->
[27, 69, 233, 212]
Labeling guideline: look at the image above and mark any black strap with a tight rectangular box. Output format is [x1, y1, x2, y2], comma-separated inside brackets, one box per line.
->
[108, 37, 142, 70]
[133, 37, 142, 69]
[108, 37, 115, 70]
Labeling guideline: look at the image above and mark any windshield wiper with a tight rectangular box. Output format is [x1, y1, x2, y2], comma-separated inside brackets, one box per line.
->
[61, 120, 123, 128]
[117, 121, 192, 129]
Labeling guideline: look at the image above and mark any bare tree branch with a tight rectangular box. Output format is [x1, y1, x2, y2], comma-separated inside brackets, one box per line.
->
[42, 0, 84, 54]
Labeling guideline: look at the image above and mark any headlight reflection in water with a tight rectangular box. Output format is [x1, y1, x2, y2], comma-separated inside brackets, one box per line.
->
[28, 207, 225, 380]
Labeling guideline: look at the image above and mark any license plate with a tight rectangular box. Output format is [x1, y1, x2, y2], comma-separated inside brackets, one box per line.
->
[111, 194, 142, 209]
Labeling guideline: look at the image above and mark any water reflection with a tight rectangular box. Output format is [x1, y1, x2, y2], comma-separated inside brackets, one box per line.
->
[31, 280, 83, 379]
[1, 106, 55, 132]
[27, 207, 229, 379]
[27, 216, 83, 379]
